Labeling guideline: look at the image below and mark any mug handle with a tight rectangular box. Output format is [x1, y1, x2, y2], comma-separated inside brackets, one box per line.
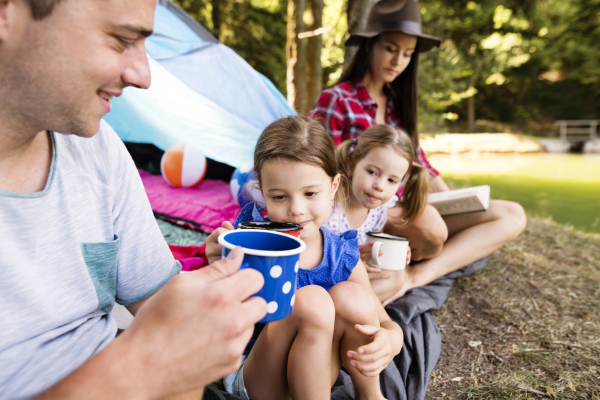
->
[371, 241, 383, 266]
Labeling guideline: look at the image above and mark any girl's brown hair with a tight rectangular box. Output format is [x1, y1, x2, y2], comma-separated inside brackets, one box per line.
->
[254, 116, 348, 207]
[336, 125, 429, 226]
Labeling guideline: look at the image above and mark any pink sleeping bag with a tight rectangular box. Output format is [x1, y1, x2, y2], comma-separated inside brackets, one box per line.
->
[139, 169, 242, 233]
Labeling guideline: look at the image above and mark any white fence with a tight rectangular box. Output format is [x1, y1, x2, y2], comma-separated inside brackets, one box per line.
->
[555, 120, 599, 143]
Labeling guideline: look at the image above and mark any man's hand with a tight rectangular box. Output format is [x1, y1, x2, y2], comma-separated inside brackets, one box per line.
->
[124, 246, 266, 396]
[36, 246, 266, 399]
[205, 221, 235, 264]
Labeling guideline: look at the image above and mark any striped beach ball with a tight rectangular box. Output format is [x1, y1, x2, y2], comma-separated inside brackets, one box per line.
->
[160, 144, 207, 188]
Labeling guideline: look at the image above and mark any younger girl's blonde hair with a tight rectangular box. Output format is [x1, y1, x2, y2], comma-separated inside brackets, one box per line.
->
[336, 125, 430, 226]
[253, 116, 348, 208]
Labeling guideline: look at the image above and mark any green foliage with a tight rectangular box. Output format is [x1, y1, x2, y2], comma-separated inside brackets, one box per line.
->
[173, 0, 287, 94]
[172, 0, 600, 131]
[321, 0, 347, 87]
[418, 0, 600, 130]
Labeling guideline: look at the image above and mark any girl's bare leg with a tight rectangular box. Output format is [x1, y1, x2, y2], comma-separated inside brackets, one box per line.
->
[367, 269, 409, 303]
[243, 285, 335, 400]
[329, 282, 385, 400]
[382, 200, 527, 305]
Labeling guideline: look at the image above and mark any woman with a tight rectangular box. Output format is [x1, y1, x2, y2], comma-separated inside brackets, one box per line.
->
[310, 0, 527, 305]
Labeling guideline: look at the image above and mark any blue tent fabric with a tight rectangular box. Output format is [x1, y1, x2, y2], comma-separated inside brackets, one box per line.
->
[103, 1, 294, 169]
[159, 44, 286, 131]
[105, 59, 261, 167]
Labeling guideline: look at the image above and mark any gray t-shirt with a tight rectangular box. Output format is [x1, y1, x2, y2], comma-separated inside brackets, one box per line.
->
[0, 121, 180, 399]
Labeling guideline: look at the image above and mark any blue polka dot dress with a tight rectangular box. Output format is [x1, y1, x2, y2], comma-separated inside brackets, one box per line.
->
[235, 202, 360, 353]
[235, 202, 360, 290]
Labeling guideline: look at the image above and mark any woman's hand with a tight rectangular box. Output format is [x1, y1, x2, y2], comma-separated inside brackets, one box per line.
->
[359, 242, 382, 273]
[204, 221, 234, 265]
[345, 324, 401, 377]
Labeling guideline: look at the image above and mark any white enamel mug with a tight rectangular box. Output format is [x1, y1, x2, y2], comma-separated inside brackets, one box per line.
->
[366, 232, 410, 271]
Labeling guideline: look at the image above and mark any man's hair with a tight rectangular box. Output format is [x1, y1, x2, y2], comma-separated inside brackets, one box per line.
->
[26, 0, 65, 20]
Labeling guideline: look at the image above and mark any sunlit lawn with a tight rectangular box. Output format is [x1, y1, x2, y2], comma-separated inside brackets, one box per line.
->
[429, 154, 600, 234]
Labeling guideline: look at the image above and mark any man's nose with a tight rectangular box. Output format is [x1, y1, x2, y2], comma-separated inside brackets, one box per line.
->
[122, 45, 151, 90]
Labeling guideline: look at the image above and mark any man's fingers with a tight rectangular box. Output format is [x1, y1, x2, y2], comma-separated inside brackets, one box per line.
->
[195, 246, 244, 282]
[240, 296, 268, 325]
[219, 267, 265, 301]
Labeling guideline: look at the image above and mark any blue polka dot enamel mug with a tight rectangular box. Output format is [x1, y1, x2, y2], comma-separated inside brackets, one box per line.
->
[218, 230, 306, 323]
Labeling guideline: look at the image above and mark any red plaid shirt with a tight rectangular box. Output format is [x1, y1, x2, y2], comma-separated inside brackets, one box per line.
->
[309, 78, 439, 177]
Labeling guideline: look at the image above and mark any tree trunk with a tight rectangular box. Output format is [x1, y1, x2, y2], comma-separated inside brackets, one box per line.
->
[211, 0, 220, 38]
[344, 0, 377, 67]
[287, 0, 307, 111]
[467, 80, 475, 133]
[305, 0, 323, 111]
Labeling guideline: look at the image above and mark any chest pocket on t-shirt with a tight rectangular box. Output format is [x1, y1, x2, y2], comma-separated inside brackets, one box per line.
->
[81, 235, 120, 313]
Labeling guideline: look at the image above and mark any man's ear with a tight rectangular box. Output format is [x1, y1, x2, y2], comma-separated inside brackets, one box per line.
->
[331, 173, 341, 200]
[0, 0, 20, 43]
[0, 1, 10, 42]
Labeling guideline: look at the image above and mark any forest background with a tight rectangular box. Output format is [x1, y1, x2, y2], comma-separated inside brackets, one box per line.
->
[173, 0, 600, 135]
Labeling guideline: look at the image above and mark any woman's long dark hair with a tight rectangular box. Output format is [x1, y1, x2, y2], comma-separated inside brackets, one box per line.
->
[337, 36, 421, 150]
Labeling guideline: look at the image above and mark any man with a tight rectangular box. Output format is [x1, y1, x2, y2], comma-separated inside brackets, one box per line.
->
[0, 0, 266, 398]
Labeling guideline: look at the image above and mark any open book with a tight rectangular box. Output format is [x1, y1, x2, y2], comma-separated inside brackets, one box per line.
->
[427, 185, 490, 216]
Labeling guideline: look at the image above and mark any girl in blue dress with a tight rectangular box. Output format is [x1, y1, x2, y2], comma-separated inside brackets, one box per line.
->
[205, 116, 403, 400]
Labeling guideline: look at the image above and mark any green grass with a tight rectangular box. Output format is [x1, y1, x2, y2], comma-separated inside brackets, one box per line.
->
[444, 174, 600, 234]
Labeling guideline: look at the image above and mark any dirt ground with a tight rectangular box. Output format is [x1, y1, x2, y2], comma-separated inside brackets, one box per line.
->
[426, 218, 600, 399]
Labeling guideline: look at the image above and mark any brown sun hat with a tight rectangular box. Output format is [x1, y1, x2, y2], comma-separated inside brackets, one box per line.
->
[346, 0, 441, 52]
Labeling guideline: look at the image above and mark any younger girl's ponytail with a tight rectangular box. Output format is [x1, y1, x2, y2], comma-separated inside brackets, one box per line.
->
[335, 139, 356, 207]
[398, 163, 430, 226]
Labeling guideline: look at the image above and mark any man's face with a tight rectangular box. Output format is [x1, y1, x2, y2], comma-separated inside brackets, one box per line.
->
[1, 0, 156, 137]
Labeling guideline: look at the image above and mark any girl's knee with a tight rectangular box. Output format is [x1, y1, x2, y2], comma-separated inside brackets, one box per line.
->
[291, 285, 335, 329]
[329, 282, 377, 324]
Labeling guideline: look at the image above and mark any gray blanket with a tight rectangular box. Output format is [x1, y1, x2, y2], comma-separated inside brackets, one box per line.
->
[206, 258, 487, 400]
[331, 258, 487, 400]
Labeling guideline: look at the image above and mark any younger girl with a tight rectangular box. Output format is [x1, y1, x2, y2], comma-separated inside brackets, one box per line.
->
[324, 124, 430, 302]
[205, 116, 403, 400]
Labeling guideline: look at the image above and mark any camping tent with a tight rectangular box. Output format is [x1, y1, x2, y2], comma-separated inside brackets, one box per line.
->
[103, 0, 294, 169]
